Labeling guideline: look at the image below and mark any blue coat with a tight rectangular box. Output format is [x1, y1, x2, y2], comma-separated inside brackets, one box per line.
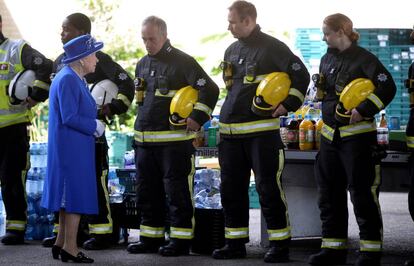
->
[41, 66, 98, 214]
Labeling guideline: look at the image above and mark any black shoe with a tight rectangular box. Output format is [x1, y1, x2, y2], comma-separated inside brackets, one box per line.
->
[60, 249, 94, 263]
[83, 237, 111, 250]
[264, 246, 289, 263]
[1, 231, 25, 245]
[405, 260, 414, 266]
[355, 252, 381, 266]
[42, 235, 57, 248]
[212, 244, 247, 260]
[159, 239, 190, 257]
[52, 245, 62, 260]
[308, 248, 347, 265]
[127, 241, 161, 254]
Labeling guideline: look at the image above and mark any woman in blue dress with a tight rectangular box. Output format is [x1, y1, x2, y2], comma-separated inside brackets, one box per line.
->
[41, 34, 105, 263]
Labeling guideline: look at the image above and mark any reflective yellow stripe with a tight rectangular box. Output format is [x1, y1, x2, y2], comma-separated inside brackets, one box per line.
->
[407, 136, 414, 148]
[89, 223, 113, 234]
[219, 118, 280, 135]
[225, 227, 249, 239]
[154, 89, 177, 97]
[134, 130, 195, 143]
[366, 93, 384, 110]
[360, 240, 382, 252]
[371, 164, 383, 244]
[243, 74, 267, 84]
[6, 220, 26, 231]
[321, 121, 377, 140]
[321, 238, 347, 249]
[170, 227, 194, 239]
[268, 227, 291, 241]
[194, 102, 212, 116]
[140, 225, 165, 238]
[89, 169, 113, 234]
[33, 79, 50, 91]
[0, 113, 32, 128]
[321, 124, 335, 141]
[117, 93, 131, 107]
[288, 88, 305, 104]
[275, 149, 290, 233]
[339, 121, 377, 138]
[189, 155, 196, 234]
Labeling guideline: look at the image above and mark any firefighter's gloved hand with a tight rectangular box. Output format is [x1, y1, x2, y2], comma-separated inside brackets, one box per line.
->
[94, 119, 106, 137]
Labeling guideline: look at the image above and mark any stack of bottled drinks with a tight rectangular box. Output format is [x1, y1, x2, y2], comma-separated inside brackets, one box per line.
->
[193, 169, 222, 209]
[280, 102, 324, 150]
[25, 142, 54, 240]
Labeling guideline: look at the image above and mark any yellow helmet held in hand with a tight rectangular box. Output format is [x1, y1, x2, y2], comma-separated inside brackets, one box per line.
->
[251, 72, 291, 116]
[169, 85, 198, 128]
[335, 78, 375, 124]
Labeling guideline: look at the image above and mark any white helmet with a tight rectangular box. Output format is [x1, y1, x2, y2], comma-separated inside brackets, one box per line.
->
[89, 79, 118, 107]
[8, 70, 36, 105]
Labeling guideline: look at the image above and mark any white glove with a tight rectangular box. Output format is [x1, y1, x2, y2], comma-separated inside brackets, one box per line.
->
[94, 119, 106, 137]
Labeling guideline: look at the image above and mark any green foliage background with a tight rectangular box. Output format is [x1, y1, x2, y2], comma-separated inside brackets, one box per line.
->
[31, 0, 229, 141]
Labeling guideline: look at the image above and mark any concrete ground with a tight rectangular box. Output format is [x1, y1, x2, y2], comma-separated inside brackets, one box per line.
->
[0, 192, 413, 265]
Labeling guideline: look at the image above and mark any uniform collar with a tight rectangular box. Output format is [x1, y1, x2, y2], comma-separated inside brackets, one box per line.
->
[239, 25, 261, 45]
[151, 39, 173, 59]
[327, 42, 358, 56]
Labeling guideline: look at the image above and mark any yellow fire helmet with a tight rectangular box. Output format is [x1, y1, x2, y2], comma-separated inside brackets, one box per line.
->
[335, 78, 375, 124]
[251, 72, 291, 116]
[169, 85, 198, 128]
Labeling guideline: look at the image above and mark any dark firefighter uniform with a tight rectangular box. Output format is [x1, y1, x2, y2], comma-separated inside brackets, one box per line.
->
[0, 33, 52, 244]
[406, 61, 414, 222]
[218, 26, 309, 246]
[133, 40, 219, 246]
[50, 51, 134, 245]
[315, 44, 396, 255]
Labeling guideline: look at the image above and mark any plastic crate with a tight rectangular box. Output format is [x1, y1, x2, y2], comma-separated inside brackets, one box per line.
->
[191, 208, 225, 254]
[111, 193, 140, 243]
[116, 169, 137, 194]
[249, 183, 260, 209]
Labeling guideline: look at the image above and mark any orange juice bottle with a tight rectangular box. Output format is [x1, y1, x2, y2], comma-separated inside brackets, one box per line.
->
[315, 116, 324, 150]
[299, 114, 315, 150]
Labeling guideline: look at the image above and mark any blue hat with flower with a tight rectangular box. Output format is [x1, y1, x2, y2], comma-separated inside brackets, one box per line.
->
[62, 34, 103, 64]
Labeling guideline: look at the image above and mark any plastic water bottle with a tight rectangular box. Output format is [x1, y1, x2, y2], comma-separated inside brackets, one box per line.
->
[210, 193, 222, 209]
[124, 150, 135, 169]
[195, 189, 210, 208]
[0, 191, 4, 236]
[108, 169, 124, 203]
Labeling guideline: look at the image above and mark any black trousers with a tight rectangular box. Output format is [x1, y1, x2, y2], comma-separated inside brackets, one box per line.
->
[0, 123, 30, 233]
[218, 133, 290, 244]
[87, 135, 112, 235]
[409, 153, 414, 222]
[135, 141, 195, 240]
[52, 135, 112, 237]
[315, 133, 383, 243]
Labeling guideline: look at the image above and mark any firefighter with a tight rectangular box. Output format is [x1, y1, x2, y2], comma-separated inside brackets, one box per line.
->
[212, 1, 310, 263]
[0, 14, 53, 245]
[41, 13, 135, 250]
[308, 14, 396, 266]
[126, 16, 219, 256]
[404, 26, 414, 266]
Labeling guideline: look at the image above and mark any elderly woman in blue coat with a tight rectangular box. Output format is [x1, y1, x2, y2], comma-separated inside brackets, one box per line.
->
[41, 34, 105, 263]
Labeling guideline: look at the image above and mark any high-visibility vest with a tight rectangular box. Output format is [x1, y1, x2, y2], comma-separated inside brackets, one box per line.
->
[0, 39, 32, 128]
